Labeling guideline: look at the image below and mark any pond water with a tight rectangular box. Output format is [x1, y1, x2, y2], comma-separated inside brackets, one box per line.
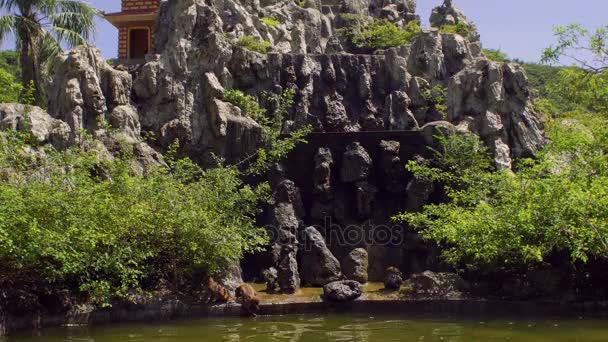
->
[7, 314, 608, 342]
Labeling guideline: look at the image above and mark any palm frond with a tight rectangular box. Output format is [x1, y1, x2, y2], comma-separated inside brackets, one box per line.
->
[35, 30, 62, 77]
[0, 0, 19, 12]
[52, 25, 87, 47]
[0, 14, 16, 44]
[48, 0, 100, 47]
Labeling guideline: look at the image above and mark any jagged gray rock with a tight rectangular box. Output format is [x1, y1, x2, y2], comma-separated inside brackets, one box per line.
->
[343, 248, 369, 283]
[379, 140, 407, 193]
[268, 179, 304, 293]
[261, 267, 280, 293]
[340, 142, 372, 183]
[313, 147, 334, 201]
[300, 226, 342, 286]
[404, 271, 469, 298]
[323, 280, 362, 302]
[448, 59, 546, 168]
[384, 266, 403, 290]
[0, 104, 70, 149]
[48, 46, 137, 143]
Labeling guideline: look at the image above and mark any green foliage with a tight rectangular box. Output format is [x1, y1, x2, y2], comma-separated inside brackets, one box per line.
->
[296, 0, 306, 7]
[0, 132, 268, 305]
[482, 48, 509, 63]
[236, 35, 272, 54]
[0, 50, 20, 81]
[540, 23, 608, 115]
[0, 67, 22, 103]
[261, 16, 281, 28]
[0, 0, 101, 106]
[394, 114, 608, 271]
[227, 88, 312, 175]
[548, 67, 608, 114]
[541, 23, 608, 73]
[338, 15, 420, 50]
[20, 80, 36, 105]
[224, 89, 266, 121]
[440, 21, 477, 39]
[420, 85, 448, 119]
[522, 63, 563, 99]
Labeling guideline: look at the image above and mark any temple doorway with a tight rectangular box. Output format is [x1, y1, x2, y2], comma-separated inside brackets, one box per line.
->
[129, 28, 150, 60]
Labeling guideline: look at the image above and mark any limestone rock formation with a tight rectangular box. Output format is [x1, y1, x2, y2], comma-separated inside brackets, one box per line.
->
[261, 267, 280, 293]
[379, 140, 407, 193]
[340, 142, 372, 183]
[384, 267, 403, 290]
[300, 226, 343, 286]
[0, 104, 70, 149]
[343, 248, 369, 283]
[268, 178, 304, 293]
[404, 271, 469, 298]
[323, 280, 363, 302]
[48, 46, 138, 143]
[29, 0, 549, 290]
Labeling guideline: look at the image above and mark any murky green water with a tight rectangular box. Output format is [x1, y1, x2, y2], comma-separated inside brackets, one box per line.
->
[7, 314, 608, 341]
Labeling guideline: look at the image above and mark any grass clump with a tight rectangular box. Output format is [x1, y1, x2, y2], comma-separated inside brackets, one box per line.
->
[440, 21, 477, 39]
[339, 15, 421, 50]
[236, 35, 272, 54]
[261, 16, 281, 28]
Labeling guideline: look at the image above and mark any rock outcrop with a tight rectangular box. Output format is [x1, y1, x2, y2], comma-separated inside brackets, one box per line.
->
[0, 104, 70, 149]
[268, 178, 304, 293]
[300, 226, 343, 286]
[404, 271, 469, 298]
[24, 0, 548, 291]
[323, 280, 363, 302]
[343, 248, 369, 283]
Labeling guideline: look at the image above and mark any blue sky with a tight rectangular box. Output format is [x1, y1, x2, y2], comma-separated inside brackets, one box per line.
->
[1, 0, 607, 63]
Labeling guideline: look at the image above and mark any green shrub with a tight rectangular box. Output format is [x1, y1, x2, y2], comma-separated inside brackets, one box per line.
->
[262, 16, 281, 28]
[0, 68, 22, 103]
[236, 35, 272, 54]
[0, 51, 21, 81]
[482, 48, 510, 63]
[0, 132, 269, 304]
[440, 21, 476, 39]
[420, 85, 448, 119]
[394, 114, 608, 271]
[339, 16, 421, 50]
[224, 89, 266, 120]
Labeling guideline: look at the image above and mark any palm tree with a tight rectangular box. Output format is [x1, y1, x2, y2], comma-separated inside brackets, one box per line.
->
[0, 0, 100, 106]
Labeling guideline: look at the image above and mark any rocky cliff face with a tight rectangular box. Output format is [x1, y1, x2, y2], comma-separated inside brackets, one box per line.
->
[27, 0, 546, 292]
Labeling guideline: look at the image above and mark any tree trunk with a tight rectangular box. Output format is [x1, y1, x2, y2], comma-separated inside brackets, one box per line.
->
[18, 21, 44, 107]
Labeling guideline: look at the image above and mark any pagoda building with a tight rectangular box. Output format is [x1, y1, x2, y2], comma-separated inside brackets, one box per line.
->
[104, 0, 160, 61]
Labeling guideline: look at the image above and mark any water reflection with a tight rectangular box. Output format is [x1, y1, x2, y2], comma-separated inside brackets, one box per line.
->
[7, 314, 608, 342]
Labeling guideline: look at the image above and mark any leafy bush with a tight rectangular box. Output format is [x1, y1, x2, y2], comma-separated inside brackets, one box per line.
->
[420, 85, 448, 119]
[0, 131, 269, 304]
[482, 48, 510, 63]
[339, 16, 420, 50]
[0, 51, 21, 81]
[522, 63, 563, 99]
[262, 16, 281, 28]
[440, 21, 476, 39]
[548, 67, 608, 114]
[236, 35, 272, 54]
[0, 68, 22, 103]
[224, 89, 266, 120]
[226, 88, 312, 175]
[394, 114, 608, 271]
